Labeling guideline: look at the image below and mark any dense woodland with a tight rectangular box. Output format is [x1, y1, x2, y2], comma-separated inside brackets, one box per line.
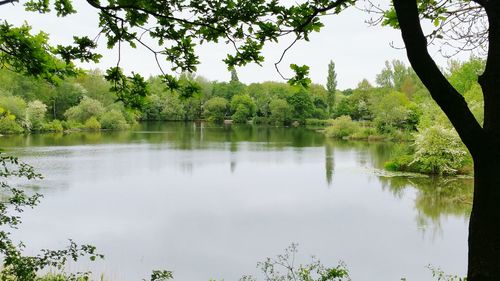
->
[0, 57, 484, 177]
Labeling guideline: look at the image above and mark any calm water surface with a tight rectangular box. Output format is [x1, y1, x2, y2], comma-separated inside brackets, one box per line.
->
[0, 122, 472, 281]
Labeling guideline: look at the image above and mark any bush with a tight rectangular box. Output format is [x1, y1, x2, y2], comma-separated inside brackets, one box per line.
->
[61, 120, 84, 130]
[100, 109, 129, 130]
[0, 115, 23, 134]
[26, 100, 47, 131]
[0, 95, 26, 122]
[324, 116, 360, 139]
[351, 126, 379, 140]
[84, 117, 101, 131]
[252, 116, 271, 125]
[64, 96, 104, 123]
[411, 125, 469, 175]
[41, 120, 64, 132]
[305, 118, 335, 127]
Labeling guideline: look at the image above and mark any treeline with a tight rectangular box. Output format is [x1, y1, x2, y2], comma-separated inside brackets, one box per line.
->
[0, 67, 337, 134]
[324, 58, 484, 175]
[142, 70, 333, 124]
[0, 69, 134, 133]
[0, 57, 485, 175]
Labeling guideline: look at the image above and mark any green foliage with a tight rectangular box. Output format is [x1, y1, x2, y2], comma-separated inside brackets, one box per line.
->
[412, 126, 469, 175]
[231, 94, 255, 123]
[447, 58, 485, 94]
[370, 91, 417, 133]
[64, 96, 104, 123]
[289, 64, 312, 88]
[25, 100, 47, 131]
[427, 265, 467, 281]
[51, 81, 87, 119]
[231, 105, 249, 123]
[100, 109, 129, 130]
[0, 22, 74, 83]
[239, 244, 350, 281]
[287, 88, 315, 122]
[269, 98, 292, 125]
[324, 116, 360, 139]
[161, 94, 186, 121]
[0, 113, 24, 134]
[203, 97, 228, 123]
[0, 95, 27, 122]
[150, 270, 174, 281]
[84, 116, 101, 131]
[230, 67, 240, 83]
[326, 60, 337, 110]
[105, 68, 148, 110]
[41, 120, 64, 132]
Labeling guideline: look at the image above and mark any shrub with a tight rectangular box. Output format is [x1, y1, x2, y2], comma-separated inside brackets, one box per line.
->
[324, 116, 360, 139]
[252, 116, 271, 125]
[0, 115, 23, 134]
[411, 125, 469, 175]
[84, 117, 101, 131]
[100, 109, 129, 130]
[305, 118, 335, 127]
[26, 100, 47, 131]
[0, 95, 26, 122]
[61, 120, 84, 130]
[64, 96, 104, 123]
[41, 120, 64, 132]
[203, 97, 228, 123]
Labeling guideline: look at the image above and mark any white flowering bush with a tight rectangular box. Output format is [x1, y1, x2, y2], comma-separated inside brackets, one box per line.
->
[411, 125, 469, 175]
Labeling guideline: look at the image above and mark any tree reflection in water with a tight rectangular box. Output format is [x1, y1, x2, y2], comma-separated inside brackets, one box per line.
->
[379, 175, 472, 235]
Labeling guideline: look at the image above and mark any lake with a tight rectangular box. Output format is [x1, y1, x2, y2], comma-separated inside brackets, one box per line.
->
[0, 122, 472, 281]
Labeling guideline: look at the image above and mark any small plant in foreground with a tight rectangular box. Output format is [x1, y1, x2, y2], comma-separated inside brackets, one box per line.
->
[240, 243, 350, 281]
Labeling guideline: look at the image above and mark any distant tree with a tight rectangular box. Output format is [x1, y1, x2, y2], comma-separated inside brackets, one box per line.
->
[269, 98, 291, 125]
[326, 60, 337, 111]
[230, 67, 240, 83]
[230, 94, 256, 123]
[203, 97, 228, 123]
[287, 88, 315, 122]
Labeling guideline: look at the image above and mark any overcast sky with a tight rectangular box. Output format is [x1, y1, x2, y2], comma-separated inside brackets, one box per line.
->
[2, 1, 471, 89]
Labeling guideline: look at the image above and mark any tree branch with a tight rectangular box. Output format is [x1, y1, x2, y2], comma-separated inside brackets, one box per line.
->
[393, 0, 484, 154]
[0, 0, 17, 6]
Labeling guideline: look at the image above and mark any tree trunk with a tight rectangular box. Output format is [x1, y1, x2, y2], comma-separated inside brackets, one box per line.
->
[468, 151, 500, 280]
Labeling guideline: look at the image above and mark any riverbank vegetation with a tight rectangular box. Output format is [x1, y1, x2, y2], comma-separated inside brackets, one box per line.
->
[0, 57, 484, 177]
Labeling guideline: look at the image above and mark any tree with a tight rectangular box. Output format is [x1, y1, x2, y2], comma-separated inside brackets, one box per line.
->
[230, 67, 239, 83]
[326, 60, 337, 111]
[203, 97, 228, 123]
[0, 0, 498, 279]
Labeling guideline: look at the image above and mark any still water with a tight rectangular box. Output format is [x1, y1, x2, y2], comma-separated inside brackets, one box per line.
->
[0, 122, 472, 281]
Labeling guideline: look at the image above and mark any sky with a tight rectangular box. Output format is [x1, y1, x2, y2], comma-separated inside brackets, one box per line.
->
[1, 1, 471, 90]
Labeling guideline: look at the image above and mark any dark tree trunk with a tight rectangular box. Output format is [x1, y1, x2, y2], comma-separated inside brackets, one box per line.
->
[468, 3, 500, 279]
[468, 151, 500, 280]
[392, 0, 500, 280]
